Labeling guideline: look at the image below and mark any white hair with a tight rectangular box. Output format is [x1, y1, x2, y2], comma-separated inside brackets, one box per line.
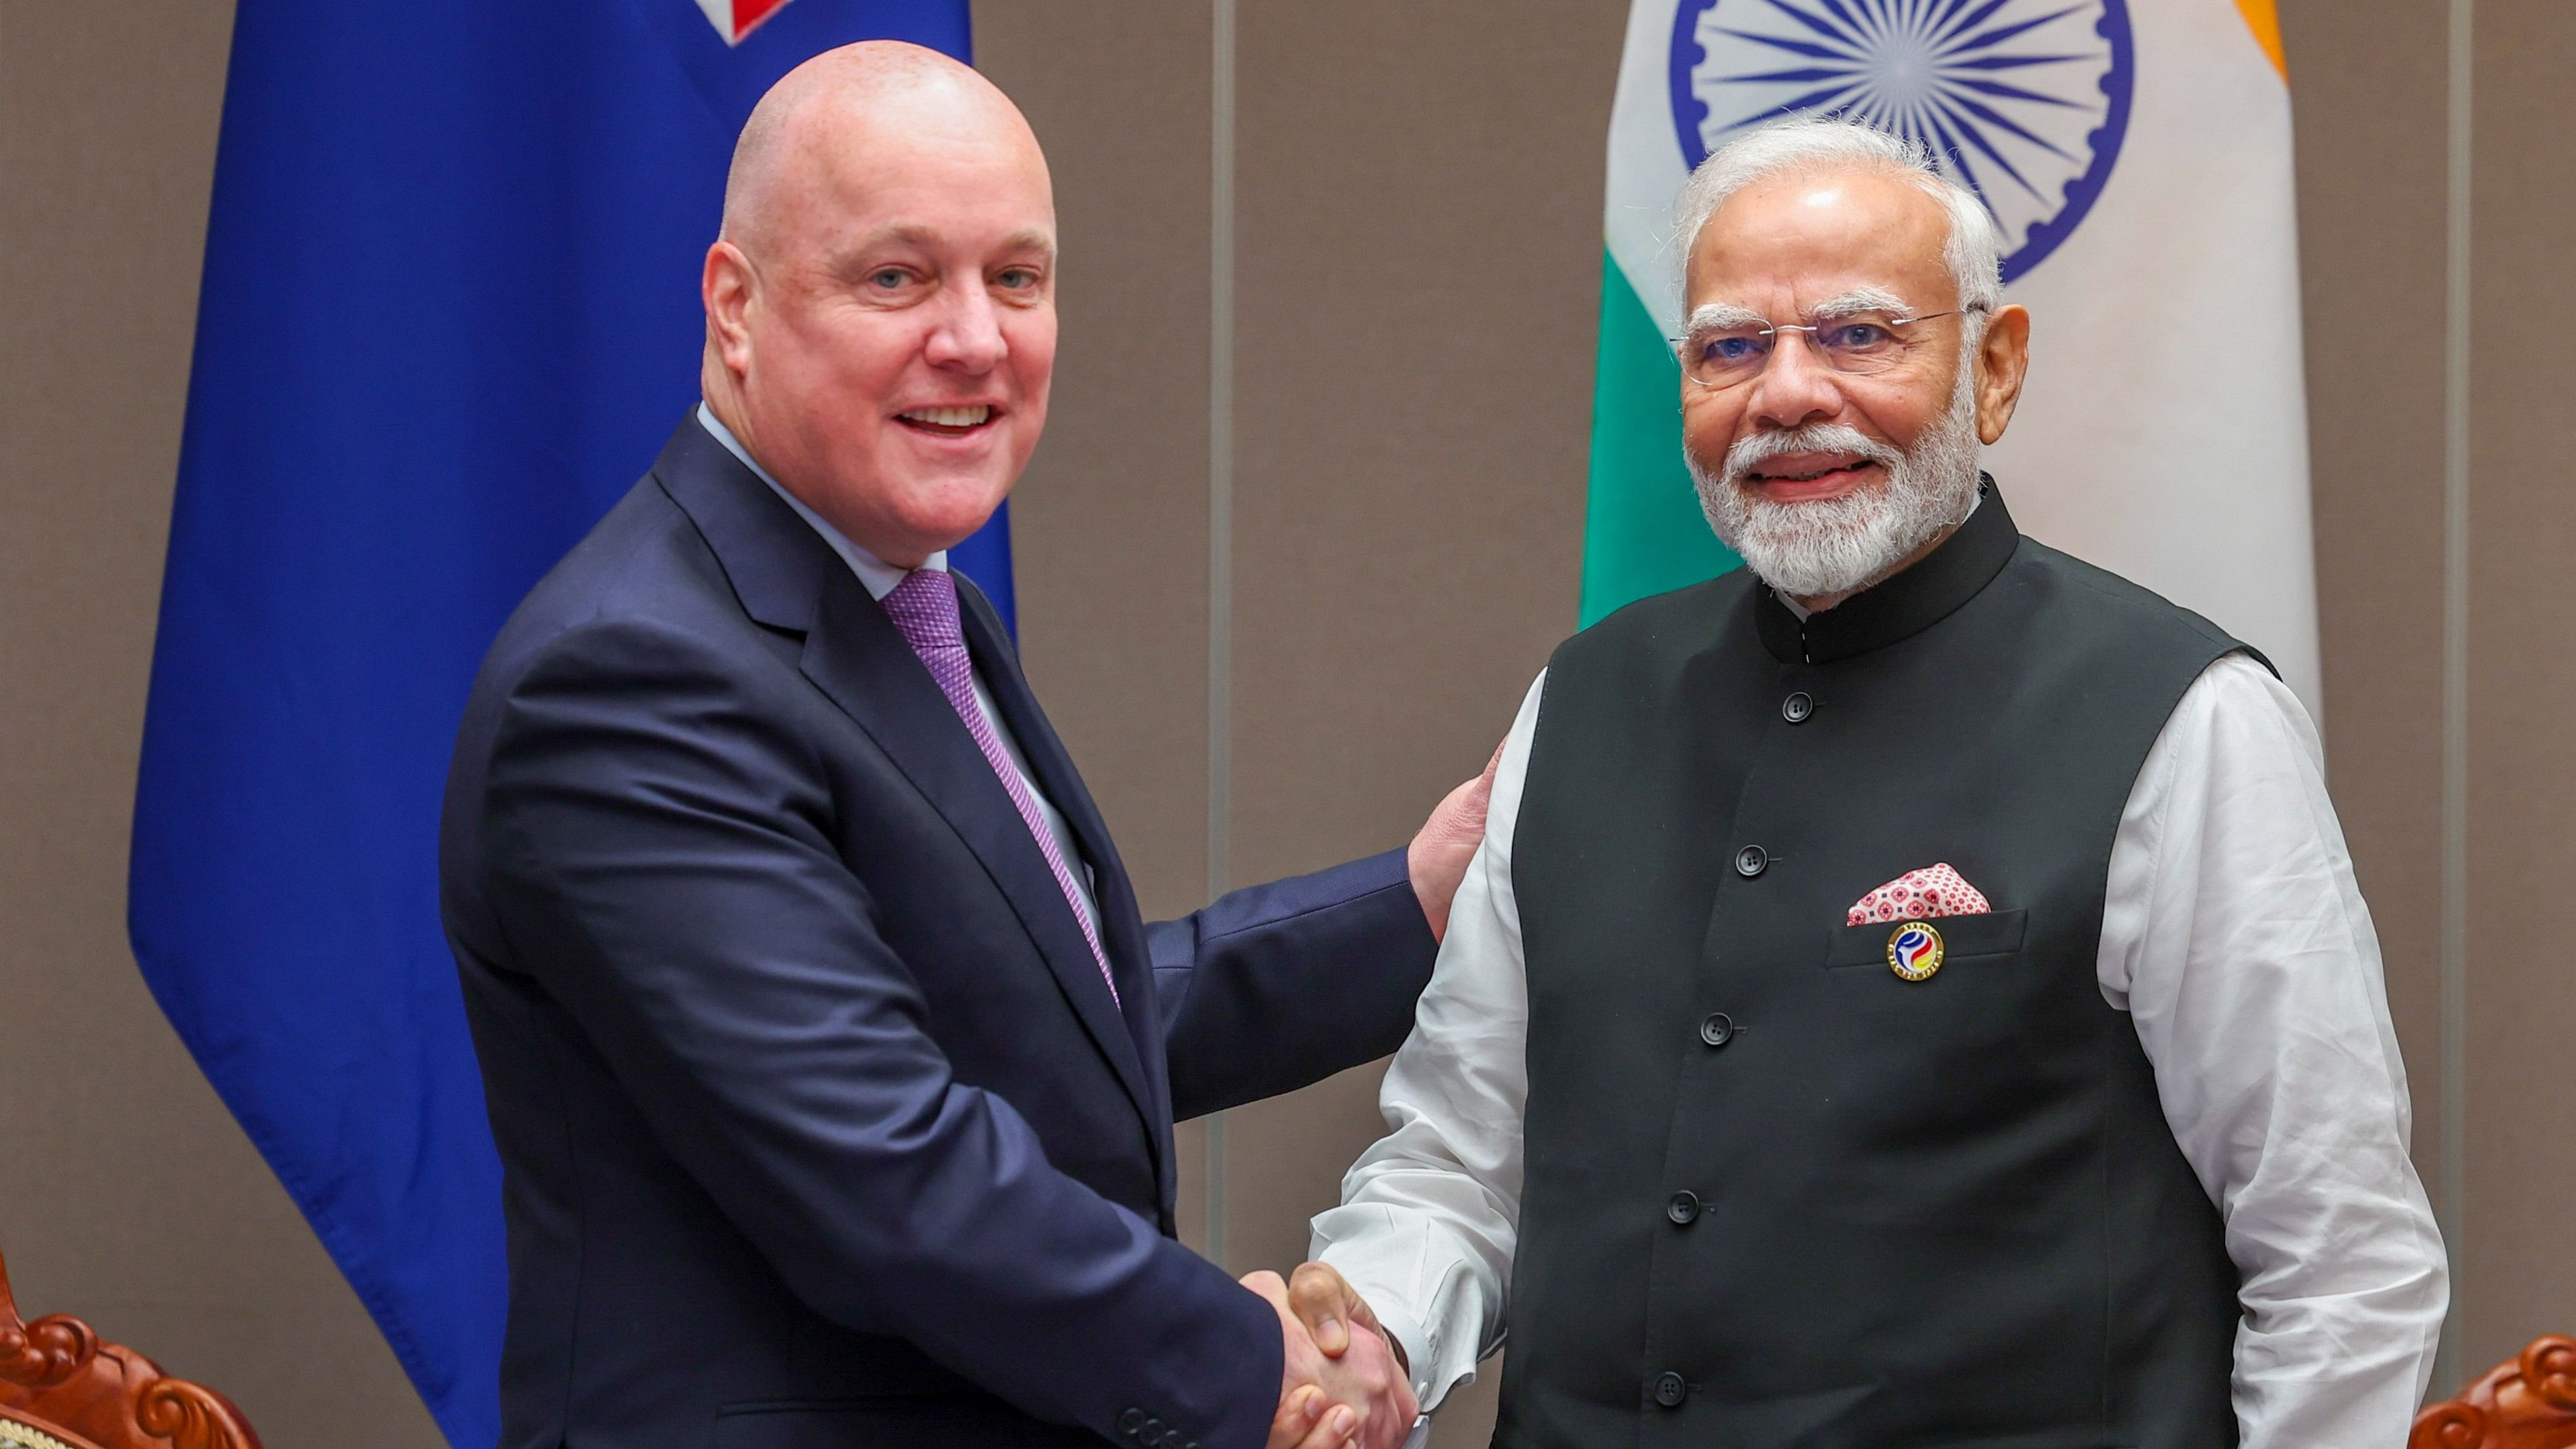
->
[1675, 117, 2004, 320]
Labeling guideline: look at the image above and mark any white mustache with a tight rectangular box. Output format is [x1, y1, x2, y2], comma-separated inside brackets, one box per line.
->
[1721, 423, 1904, 489]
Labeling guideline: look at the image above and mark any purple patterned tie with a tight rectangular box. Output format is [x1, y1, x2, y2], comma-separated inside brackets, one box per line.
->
[880, 568, 1119, 1006]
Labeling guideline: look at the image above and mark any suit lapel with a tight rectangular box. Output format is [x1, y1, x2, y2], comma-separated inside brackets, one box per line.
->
[953, 581, 1177, 1205]
[654, 415, 1161, 1150]
[798, 564, 1161, 1146]
[953, 582, 1162, 1038]
[651, 417, 829, 633]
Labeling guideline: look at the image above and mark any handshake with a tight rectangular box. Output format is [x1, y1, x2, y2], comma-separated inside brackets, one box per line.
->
[1244, 1263, 1419, 1449]
[1229, 745, 1499, 1449]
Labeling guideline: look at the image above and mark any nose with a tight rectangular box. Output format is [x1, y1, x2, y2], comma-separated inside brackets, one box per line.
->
[924, 284, 1008, 374]
[1744, 328, 1843, 432]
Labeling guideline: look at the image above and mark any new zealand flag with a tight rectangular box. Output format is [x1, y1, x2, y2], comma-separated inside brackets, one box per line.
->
[130, 3, 982, 1441]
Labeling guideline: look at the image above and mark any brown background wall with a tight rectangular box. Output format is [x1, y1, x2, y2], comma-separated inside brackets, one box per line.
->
[0, 4, 446, 1444]
[0, 3, 2564, 1445]
[2458, 0, 2576, 1381]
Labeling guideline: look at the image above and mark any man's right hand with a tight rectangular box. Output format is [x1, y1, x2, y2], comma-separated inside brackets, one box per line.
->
[1281, 1261, 1404, 1370]
[1244, 1269, 1416, 1449]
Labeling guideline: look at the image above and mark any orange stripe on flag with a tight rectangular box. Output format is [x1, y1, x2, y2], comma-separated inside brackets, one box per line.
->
[2235, 0, 2288, 83]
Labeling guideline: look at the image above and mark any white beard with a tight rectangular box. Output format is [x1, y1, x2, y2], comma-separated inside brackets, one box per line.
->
[1689, 365, 1983, 601]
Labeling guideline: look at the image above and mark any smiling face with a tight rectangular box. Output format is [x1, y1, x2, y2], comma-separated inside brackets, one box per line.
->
[1683, 166, 1968, 500]
[1681, 163, 2029, 603]
[702, 48, 1055, 567]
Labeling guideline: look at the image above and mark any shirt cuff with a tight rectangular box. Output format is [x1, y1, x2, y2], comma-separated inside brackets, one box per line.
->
[1351, 1299, 1438, 1449]
[1333, 1265, 1484, 1415]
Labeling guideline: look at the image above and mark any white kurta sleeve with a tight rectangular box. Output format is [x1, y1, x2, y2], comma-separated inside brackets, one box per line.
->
[1311, 670, 1546, 1413]
[2097, 652, 2449, 1447]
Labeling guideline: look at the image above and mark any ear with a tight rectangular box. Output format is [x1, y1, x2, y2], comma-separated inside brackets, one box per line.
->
[1972, 304, 2030, 445]
[702, 240, 758, 382]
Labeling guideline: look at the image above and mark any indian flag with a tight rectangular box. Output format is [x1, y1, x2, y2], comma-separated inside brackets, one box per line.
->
[1585, 0, 2320, 714]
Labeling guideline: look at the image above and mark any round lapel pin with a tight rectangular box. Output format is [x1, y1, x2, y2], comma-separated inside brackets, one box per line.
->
[1887, 921, 1945, 981]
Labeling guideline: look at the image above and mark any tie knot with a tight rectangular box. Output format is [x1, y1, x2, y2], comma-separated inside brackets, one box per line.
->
[881, 567, 964, 651]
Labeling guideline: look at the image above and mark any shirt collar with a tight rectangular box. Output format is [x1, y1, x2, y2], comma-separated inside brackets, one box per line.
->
[1754, 475, 2018, 666]
[696, 402, 942, 603]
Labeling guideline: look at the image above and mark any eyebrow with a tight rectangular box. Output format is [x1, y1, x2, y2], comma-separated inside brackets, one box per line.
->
[993, 226, 1059, 259]
[1685, 301, 1766, 332]
[1804, 285, 1914, 319]
[828, 223, 1059, 275]
[1684, 287, 1918, 333]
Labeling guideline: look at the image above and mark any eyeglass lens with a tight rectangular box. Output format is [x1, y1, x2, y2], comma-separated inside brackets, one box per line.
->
[1679, 311, 1946, 386]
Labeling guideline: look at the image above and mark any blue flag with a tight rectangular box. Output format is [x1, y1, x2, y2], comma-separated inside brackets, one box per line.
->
[130, 3, 983, 1442]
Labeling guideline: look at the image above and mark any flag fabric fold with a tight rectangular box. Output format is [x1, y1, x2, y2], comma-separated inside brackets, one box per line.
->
[130, 3, 978, 1441]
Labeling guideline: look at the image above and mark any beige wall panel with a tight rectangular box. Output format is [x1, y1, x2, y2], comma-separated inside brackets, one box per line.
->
[976, 2, 1216, 929]
[0, 5, 445, 1444]
[1227, 0, 1628, 900]
[2276, 1, 2452, 1207]
[2463, 0, 2576, 1375]
[974, 3, 1218, 1252]
[1222, 5, 1626, 1443]
[1222, 0, 1621, 1260]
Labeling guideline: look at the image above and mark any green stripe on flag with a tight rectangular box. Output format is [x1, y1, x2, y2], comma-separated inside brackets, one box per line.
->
[1580, 250, 1739, 628]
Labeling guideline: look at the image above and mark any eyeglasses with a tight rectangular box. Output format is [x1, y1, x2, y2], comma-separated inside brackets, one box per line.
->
[1675, 306, 1985, 389]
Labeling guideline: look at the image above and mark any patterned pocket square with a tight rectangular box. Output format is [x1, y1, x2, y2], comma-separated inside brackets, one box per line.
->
[1847, 862, 1991, 925]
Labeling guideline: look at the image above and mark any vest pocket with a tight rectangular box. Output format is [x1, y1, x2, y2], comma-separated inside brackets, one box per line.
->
[1823, 908, 2028, 968]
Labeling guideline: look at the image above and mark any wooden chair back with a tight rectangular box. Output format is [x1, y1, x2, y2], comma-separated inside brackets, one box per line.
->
[0, 1241, 260, 1449]
[2413, 1336, 2576, 1449]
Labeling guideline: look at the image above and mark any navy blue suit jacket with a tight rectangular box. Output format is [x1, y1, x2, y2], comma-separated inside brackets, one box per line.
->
[439, 419, 1437, 1449]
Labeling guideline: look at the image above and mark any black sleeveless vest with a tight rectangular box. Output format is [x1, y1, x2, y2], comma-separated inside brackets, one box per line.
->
[1496, 486, 2248, 1448]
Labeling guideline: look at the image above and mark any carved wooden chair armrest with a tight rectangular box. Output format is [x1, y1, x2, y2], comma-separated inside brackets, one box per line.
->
[0, 1243, 260, 1449]
[2412, 1335, 2576, 1449]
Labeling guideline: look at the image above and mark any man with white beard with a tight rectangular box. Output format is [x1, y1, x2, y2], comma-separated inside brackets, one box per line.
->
[1279, 119, 2450, 1449]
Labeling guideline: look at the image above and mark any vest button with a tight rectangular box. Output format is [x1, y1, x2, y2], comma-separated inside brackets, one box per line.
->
[1653, 1371, 1689, 1407]
[1698, 1013, 1735, 1047]
[1666, 1190, 1701, 1225]
[1782, 690, 1814, 723]
[1733, 845, 1768, 877]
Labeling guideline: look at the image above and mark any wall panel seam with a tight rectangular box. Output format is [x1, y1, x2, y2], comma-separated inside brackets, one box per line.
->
[2437, 0, 2471, 1395]
[1205, 0, 1237, 1272]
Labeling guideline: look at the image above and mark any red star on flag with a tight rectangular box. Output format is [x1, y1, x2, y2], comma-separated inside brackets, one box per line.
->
[695, 0, 795, 44]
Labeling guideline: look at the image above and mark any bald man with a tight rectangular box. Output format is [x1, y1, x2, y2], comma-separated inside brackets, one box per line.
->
[441, 43, 1451, 1449]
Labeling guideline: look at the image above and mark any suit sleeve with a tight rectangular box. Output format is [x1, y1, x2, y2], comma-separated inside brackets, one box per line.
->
[1151, 849, 1439, 1122]
[480, 618, 1281, 1449]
